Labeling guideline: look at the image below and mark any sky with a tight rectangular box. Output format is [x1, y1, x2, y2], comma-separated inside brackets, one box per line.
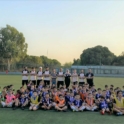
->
[0, 0, 124, 64]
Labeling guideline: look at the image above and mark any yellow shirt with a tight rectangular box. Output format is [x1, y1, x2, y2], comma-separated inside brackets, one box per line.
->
[31, 96, 39, 105]
[114, 97, 124, 108]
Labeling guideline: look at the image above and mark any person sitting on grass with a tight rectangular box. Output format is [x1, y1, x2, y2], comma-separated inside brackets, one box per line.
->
[41, 93, 53, 110]
[85, 93, 97, 111]
[71, 94, 85, 112]
[13, 93, 29, 110]
[1, 89, 15, 108]
[96, 88, 102, 100]
[66, 92, 75, 109]
[55, 94, 67, 112]
[99, 96, 110, 115]
[113, 90, 124, 116]
[29, 91, 41, 111]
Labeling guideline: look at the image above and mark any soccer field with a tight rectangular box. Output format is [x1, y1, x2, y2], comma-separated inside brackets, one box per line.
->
[0, 75, 124, 124]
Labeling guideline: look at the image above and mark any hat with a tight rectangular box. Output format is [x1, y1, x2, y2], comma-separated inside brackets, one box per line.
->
[39, 67, 42, 69]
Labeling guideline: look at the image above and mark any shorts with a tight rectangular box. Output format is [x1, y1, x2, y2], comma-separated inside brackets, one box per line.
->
[52, 81, 56, 85]
[79, 82, 85, 86]
[31, 80, 36, 85]
[73, 81, 78, 85]
[44, 80, 50, 86]
[37, 80, 42, 86]
[22, 80, 28, 86]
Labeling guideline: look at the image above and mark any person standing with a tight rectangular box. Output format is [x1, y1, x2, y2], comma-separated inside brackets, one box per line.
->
[57, 68, 64, 88]
[37, 67, 43, 86]
[71, 69, 78, 85]
[85, 69, 94, 87]
[78, 70, 85, 86]
[64, 69, 71, 89]
[43, 67, 51, 86]
[30, 67, 36, 86]
[51, 69, 57, 87]
[22, 67, 29, 86]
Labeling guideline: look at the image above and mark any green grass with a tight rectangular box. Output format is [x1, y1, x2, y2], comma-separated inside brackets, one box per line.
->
[0, 75, 124, 124]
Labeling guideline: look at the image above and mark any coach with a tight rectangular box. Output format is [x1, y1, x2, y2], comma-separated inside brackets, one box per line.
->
[85, 69, 94, 87]
[22, 67, 29, 86]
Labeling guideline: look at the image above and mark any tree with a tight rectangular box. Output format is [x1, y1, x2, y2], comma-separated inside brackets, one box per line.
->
[0, 25, 28, 70]
[40, 56, 61, 68]
[63, 62, 72, 68]
[112, 52, 124, 65]
[73, 59, 81, 65]
[80, 46, 116, 65]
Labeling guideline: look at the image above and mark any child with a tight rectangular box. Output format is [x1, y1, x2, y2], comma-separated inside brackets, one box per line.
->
[122, 86, 124, 97]
[99, 96, 110, 115]
[1, 89, 15, 107]
[105, 85, 111, 98]
[85, 93, 97, 111]
[71, 94, 85, 112]
[67, 92, 75, 108]
[113, 90, 124, 116]
[29, 91, 41, 111]
[96, 88, 102, 100]
[13, 93, 28, 110]
[41, 93, 53, 110]
[55, 95, 67, 112]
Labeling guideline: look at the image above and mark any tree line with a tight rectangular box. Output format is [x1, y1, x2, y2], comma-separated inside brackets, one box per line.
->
[73, 46, 124, 66]
[0, 25, 61, 71]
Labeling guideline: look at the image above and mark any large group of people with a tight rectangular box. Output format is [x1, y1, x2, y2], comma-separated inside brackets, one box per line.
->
[0, 67, 124, 116]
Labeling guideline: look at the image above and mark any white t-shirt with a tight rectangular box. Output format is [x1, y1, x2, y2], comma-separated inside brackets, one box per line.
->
[37, 71, 43, 80]
[44, 71, 51, 81]
[22, 70, 29, 80]
[57, 72, 64, 81]
[79, 73, 85, 82]
[30, 71, 36, 80]
[71, 73, 78, 82]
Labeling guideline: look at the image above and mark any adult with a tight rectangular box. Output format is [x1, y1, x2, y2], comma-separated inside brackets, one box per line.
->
[71, 69, 78, 85]
[64, 69, 71, 89]
[30, 67, 36, 86]
[43, 67, 51, 86]
[85, 69, 94, 87]
[78, 69, 85, 86]
[51, 69, 57, 86]
[22, 67, 29, 86]
[57, 68, 64, 88]
[37, 67, 43, 86]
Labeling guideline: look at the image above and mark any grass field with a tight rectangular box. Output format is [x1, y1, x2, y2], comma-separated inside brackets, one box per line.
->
[0, 75, 124, 124]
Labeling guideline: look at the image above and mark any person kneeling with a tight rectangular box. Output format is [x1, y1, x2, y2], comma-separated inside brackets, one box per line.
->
[55, 95, 67, 112]
[29, 91, 41, 111]
[71, 94, 85, 112]
[41, 93, 53, 110]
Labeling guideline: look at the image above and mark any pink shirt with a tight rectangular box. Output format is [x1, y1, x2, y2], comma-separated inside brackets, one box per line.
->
[6, 94, 15, 103]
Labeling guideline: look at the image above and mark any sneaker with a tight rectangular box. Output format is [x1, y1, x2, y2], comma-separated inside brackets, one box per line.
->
[116, 112, 123, 116]
[100, 110, 105, 115]
[13, 107, 17, 110]
[21, 107, 25, 110]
